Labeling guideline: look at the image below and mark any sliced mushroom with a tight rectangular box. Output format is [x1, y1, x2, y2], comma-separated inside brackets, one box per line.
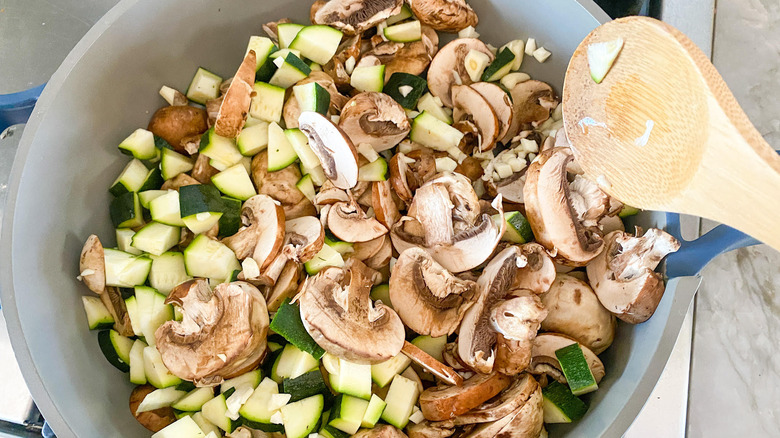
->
[156, 280, 269, 386]
[191, 153, 219, 184]
[427, 39, 493, 107]
[446, 373, 538, 425]
[512, 242, 556, 294]
[402, 341, 463, 387]
[265, 260, 302, 312]
[339, 92, 411, 152]
[470, 82, 513, 142]
[214, 50, 256, 138]
[350, 235, 387, 261]
[419, 372, 512, 421]
[457, 246, 521, 373]
[298, 259, 405, 363]
[491, 291, 548, 375]
[380, 26, 440, 80]
[251, 151, 316, 219]
[79, 235, 133, 336]
[407, 421, 455, 438]
[461, 386, 543, 438]
[372, 180, 401, 228]
[540, 274, 615, 354]
[328, 197, 388, 243]
[161, 173, 199, 191]
[410, 0, 479, 32]
[529, 333, 605, 384]
[353, 425, 409, 438]
[283, 215, 325, 263]
[314, 180, 350, 206]
[298, 111, 359, 189]
[388, 150, 437, 203]
[130, 384, 177, 432]
[523, 148, 604, 266]
[390, 247, 478, 336]
[364, 234, 393, 270]
[586, 229, 680, 324]
[502, 80, 557, 143]
[147, 105, 208, 154]
[324, 34, 363, 90]
[569, 174, 609, 228]
[451, 85, 500, 152]
[312, 0, 403, 35]
[223, 195, 286, 275]
[262, 18, 292, 44]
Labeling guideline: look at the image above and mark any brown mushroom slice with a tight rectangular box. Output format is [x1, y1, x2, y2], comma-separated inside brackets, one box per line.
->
[461, 386, 544, 438]
[540, 274, 615, 354]
[408, 182, 455, 247]
[324, 34, 363, 90]
[156, 280, 269, 386]
[523, 148, 604, 266]
[407, 421, 454, 438]
[402, 341, 463, 387]
[388, 150, 437, 203]
[587, 229, 680, 324]
[491, 292, 548, 375]
[451, 85, 500, 152]
[298, 111, 359, 190]
[312, 0, 403, 35]
[470, 82, 513, 142]
[214, 50, 256, 138]
[448, 373, 539, 425]
[364, 234, 393, 270]
[298, 259, 405, 363]
[315, 180, 350, 206]
[223, 195, 286, 270]
[389, 247, 477, 337]
[512, 242, 556, 294]
[147, 105, 209, 154]
[428, 172, 482, 231]
[419, 372, 512, 421]
[339, 92, 410, 152]
[283, 215, 325, 263]
[161, 173, 199, 191]
[410, 0, 478, 32]
[262, 18, 292, 44]
[529, 333, 605, 384]
[191, 153, 219, 184]
[352, 425, 408, 438]
[130, 384, 177, 432]
[350, 235, 386, 261]
[372, 180, 401, 229]
[265, 260, 302, 312]
[379, 26, 440, 80]
[428, 39, 493, 107]
[458, 246, 521, 373]
[502, 80, 558, 143]
[79, 235, 133, 336]
[251, 151, 316, 219]
[328, 199, 388, 243]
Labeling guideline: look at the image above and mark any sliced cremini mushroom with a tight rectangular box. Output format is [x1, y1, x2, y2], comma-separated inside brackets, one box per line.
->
[353, 425, 409, 438]
[428, 39, 493, 107]
[451, 85, 500, 152]
[350, 235, 386, 262]
[130, 384, 177, 432]
[223, 195, 286, 276]
[599, 212, 626, 234]
[372, 180, 402, 229]
[364, 234, 393, 270]
[446, 373, 538, 425]
[523, 148, 604, 266]
[147, 105, 208, 154]
[79, 235, 133, 336]
[569, 174, 609, 228]
[410, 0, 479, 32]
[156, 279, 269, 386]
[378, 26, 440, 80]
[283, 215, 325, 263]
[161, 173, 199, 191]
[298, 111, 359, 189]
[502, 80, 558, 143]
[402, 340, 464, 387]
[388, 149, 437, 203]
[457, 246, 523, 373]
[312, 0, 403, 35]
[251, 151, 316, 219]
[214, 50, 256, 138]
[407, 421, 455, 438]
[470, 82, 513, 142]
[323, 34, 363, 90]
[461, 385, 543, 438]
[587, 228, 680, 324]
[419, 372, 512, 421]
[298, 259, 405, 363]
[529, 333, 605, 385]
[265, 260, 302, 312]
[339, 92, 411, 152]
[491, 291, 548, 375]
[328, 197, 388, 243]
[512, 242, 556, 294]
[389, 247, 478, 336]
[191, 153, 219, 184]
[540, 274, 615, 354]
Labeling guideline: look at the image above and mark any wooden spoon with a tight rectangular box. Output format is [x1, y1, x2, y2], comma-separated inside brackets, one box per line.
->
[563, 16, 780, 251]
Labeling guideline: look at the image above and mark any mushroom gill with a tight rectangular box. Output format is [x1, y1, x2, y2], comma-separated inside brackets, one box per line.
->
[312, 0, 403, 35]
[339, 92, 411, 152]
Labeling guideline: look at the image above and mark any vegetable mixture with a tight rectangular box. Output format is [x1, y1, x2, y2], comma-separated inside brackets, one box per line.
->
[77, 0, 680, 437]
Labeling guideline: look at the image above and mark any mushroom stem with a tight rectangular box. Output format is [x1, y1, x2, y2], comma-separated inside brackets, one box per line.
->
[402, 341, 464, 387]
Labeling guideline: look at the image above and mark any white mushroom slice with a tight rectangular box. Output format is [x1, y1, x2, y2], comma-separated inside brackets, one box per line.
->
[470, 82, 513, 142]
[511, 242, 556, 294]
[223, 195, 286, 274]
[491, 291, 548, 375]
[339, 92, 411, 152]
[540, 274, 616, 354]
[298, 111, 359, 189]
[389, 248, 478, 337]
[407, 421, 456, 438]
[214, 50, 256, 138]
[298, 259, 405, 363]
[451, 85, 500, 152]
[265, 260, 302, 312]
[586, 229, 680, 324]
[410, 0, 479, 33]
[529, 333, 605, 385]
[428, 39, 494, 107]
[502, 80, 557, 144]
[79, 235, 133, 336]
[402, 341, 464, 387]
[312, 0, 403, 35]
[156, 280, 269, 386]
[251, 151, 316, 220]
[327, 199, 388, 243]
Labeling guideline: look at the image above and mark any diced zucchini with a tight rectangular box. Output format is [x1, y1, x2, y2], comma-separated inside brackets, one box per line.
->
[283, 370, 329, 403]
[129, 339, 148, 384]
[237, 121, 270, 156]
[192, 412, 222, 438]
[380, 374, 419, 429]
[296, 174, 316, 203]
[417, 93, 453, 124]
[172, 387, 215, 412]
[269, 53, 311, 89]
[124, 296, 142, 336]
[183, 234, 241, 280]
[542, 381, 588, 423]
[149, 252, 191, 295]
[116, 229, 140, 256]
[321, 425, 350, 438]
[303, 243, 345, 275]
[211, 164, 257, 200]
[357, 157, 388, 181]
[289, 25, 344, 65]
[269, 48, 302, 60]
[186, 67, 222, 105]
[267, 122, 298, 171]
[119, 129, 157, 160]
[619, 204, 640, 217]
[136, 387, 188, 414]
[495, 211, 535, 244]
[361, 395, 387, 428]
[200, 128, 243, 168]
[285, 128, 320, 169]
[131, 222, 180, 256]
[139, 190, 168, 209]
[410, 111, 464, 151]
[201, 393, 235, 433]
[109, 159, 150, 196]
[246, 36, 278, 71]
[150, 190, 186, 227]
[239, 377, 280, 425]
[384, 20, 421, 43]
[555, 343, 598, 395]
[277, 23, 305, 49]
[293, 82, 330, 115]
[350, 65, 385, 93]
[502, 39, 525, 71]
[328, 394, 368, 435]
[270, 298, 325, 359]
[81, 296, 114, 330]
[588, 38, 624, 84]
[271, 344, 319, 383]
[217, 196, 242, 238]
[411, 335, 447, 362]
[385, 4, 412, 25]
[97, 329, 133, 372]
[222, 369, 263, 393]
[301, 162, 327, 186]
[250, 82, 286, 123]
[482, 47, 515, 82]
[281, 394, 324, 438]
[104, 248, 152, 287]
[384, 73, 428, 109]
[371, 354, 411, 388]
[160, 148, 195, 180]
[151, 415, 206, 438]
[330, 358, 372, 400]
[179, 185, 224, 234]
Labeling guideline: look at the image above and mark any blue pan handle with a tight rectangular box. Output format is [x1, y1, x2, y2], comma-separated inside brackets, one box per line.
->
[0, 83, 46, 132]
[664, 212, 760, 278]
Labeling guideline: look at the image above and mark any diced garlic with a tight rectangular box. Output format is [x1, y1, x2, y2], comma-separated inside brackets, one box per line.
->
[446, 147, 467, 164]
[533, 46, 552, 63]
[495, 162, 513, 179]
[344, 56, 356, 75]
[520, 138, 539, 153]
[242, 257, 260, 279]
[464, 50, 491, 82]
[409, 406, 425, 424]
[525, 38, 537, 55]
[270, 411, 284, 425]
[472, 150, 494, 161]
[330, 115, 341, 124]
[499, 151, 516, 163]
[528, 153, 538, 162]
[159, 86, 180, 106]
[358, 143, 380, 162]
[458, 25, 480, 39]
[269, 393, 292, 411]
[502, 39, 525, 70]
[398, 140, 418, 154]
[404, 109, 420, 119]
[508, 158, 527, 172]
[398, 85, 414, 97]
[452, 69, 463, 85]
[500, 72, 531, 90]
[435, 157, 458, 173]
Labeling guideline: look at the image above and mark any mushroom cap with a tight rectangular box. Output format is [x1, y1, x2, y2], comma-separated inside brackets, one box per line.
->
[511, 242, 556, 294]
[265, 260, 302, 312]
[407, 421, 455, 438]
[388, 150, 437, 203]
[363, 234, 393, 270]
[284, 215, 325, 263]
[523, 148, 604, 266]
[410, 0, 479, 32]
[251, 151, 316, 219]
[457, 246, 523, 373]
[79, 234, 106, 294]
[156, 280, 269, 386]
[378, 26, 440, 80]
[147, 105, 208, 154]
[191, 153, 220, 184]
[352, 425, 409, 438]
[129, 384, 177, 432]
[428, 39, 494, 107]
[161, 173, 200, 191]
[419, 372, 512, 421]
[451, 84, 500, 152]
[501, 80, 557, 143]
[444, 373, 539, 426]
[389, 247, 478, 336]
[222, 195, 286, 274]
[372, 180, 402, 229]
[461, 385, 543, 438]
[338, 92, 411, 152]
[529, 333, 605, 384]
[586, 229, 680, 324]
[313, 0, 403, 35]
[214, 50, 256, 138]
[327, 199, 388, 243]
[298, 259, 405, 363]
[470, 82, 513, 143]
[491, 292, 548, 375]
[540, 274, 616, 354]
[298, 111, 359, 190]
